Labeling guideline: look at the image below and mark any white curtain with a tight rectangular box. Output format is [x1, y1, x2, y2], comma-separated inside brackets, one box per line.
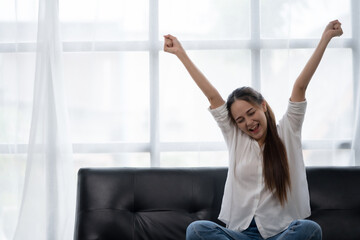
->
[352, 2, 360, 165]
[354, 90, 360, 165]
[12, 0, 75, 239]
[353, 47, 360, 165]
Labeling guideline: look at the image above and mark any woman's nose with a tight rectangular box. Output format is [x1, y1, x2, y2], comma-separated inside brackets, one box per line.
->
[245, 118, 252, 126]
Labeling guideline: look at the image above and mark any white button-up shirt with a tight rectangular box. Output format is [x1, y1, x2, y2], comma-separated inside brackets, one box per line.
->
[209, 100, 311, 239]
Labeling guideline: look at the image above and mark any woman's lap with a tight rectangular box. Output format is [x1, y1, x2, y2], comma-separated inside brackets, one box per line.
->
[186, 220, 252, 240]
[186, 219, 322, 240]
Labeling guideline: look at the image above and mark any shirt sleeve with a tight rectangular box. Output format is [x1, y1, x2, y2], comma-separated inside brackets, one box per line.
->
[286, 101, 307, 133]
[280, 100, 307, 134]
[208, 103, 238, 146]
[277, 100, 307, 168]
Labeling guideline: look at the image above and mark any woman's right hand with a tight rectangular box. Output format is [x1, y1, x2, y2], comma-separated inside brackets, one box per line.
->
[163, 34, 185, 56]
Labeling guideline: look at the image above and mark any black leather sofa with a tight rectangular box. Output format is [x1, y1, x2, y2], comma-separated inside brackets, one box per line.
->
[74, 167, 360, 240]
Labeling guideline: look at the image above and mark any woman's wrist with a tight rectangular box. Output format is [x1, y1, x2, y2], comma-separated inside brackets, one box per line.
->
[320, 33, 332, 46]
[176, 50, 188, 62]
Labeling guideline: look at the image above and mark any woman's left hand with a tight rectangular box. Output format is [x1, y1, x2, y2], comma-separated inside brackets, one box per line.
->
[322, 20, 343, 40]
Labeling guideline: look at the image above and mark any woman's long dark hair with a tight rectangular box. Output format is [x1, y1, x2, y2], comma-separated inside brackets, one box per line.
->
[226, 87, 291, 206]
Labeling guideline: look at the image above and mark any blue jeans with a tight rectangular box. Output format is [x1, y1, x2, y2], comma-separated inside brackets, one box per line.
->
[186, 218, 322, 240]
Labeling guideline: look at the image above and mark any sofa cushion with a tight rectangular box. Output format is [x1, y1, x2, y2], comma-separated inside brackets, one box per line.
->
[74, 168, 227, 240]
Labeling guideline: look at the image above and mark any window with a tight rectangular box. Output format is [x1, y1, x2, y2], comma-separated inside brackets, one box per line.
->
[0, 0, 357, 170]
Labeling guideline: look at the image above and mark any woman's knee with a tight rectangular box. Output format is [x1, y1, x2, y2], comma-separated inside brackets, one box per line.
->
[186, 220, 216, 233]
[186, 220, 218, 240]
[296, 220, 322, 240]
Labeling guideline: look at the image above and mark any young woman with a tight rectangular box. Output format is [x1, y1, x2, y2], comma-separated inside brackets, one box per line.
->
[164, 20, 343, 240]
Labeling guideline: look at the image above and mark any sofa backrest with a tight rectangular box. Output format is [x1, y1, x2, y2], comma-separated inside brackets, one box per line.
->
[74, 167, 360, 240]
[306, 167, 360, 240]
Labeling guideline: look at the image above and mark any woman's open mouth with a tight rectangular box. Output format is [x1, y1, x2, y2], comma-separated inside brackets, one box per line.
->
[249, 123, 260, 134]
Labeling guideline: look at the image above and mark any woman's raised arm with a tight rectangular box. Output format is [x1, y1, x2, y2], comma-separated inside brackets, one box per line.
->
[164, 34, 225, 109]
[290, 20, 343, 102]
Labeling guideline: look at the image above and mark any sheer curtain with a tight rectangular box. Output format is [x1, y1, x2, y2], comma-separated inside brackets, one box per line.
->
[12, 0, 75, 239]
[352, 0, 360, 165]
[1, 0, 360, 239]
[353, 43, 360, 165]
[354, 90, 360, 165]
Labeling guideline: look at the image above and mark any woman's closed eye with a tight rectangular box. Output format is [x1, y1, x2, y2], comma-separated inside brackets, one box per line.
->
[237, 118, 244, 124]
[248, 110, 255, 116]
[236, 110, 255, 124]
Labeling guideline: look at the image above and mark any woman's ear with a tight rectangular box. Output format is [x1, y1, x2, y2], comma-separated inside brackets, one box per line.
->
[262, 100, 267, 112]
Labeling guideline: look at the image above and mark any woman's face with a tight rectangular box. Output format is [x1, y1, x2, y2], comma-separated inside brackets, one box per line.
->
[230, 99, 268, 146]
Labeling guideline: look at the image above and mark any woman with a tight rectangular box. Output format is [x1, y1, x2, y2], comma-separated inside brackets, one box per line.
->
[163, 20, 343, 240]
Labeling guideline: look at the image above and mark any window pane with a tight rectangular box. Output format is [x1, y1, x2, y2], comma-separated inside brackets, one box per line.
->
[60, 0, 148, 41]
[0, 0, 38, 42]
[73, 153, 150, 171]
[0, 0, 16, 22]
[64, 52, 149, 143]
[0, 53, 35, 143]
[160, 151, 228, 167]
[160, 50, 251, 142]
[159, 0, 250, 40]
[261, 50, 292, 119]
[303, 150, 353, 166]
[261, 49, 353, 140]
[0, 0, 38, 22]
[261, 0, 351, 38]
[0, 154, 26, 239]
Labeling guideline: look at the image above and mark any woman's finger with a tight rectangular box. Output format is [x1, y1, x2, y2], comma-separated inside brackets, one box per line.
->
[165, 38, 173, 48]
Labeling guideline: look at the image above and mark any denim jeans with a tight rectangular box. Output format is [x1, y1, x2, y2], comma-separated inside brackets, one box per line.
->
[186, 218, 322, 240]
